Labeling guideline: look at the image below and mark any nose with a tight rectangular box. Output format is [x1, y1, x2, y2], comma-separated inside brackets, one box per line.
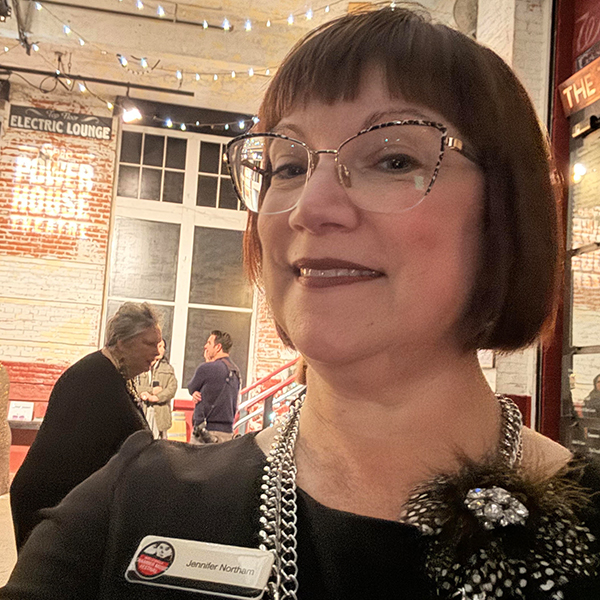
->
[288, 155, 360, 234]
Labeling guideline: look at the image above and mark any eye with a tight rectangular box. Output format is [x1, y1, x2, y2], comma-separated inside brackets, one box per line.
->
[376, 153, 421, 172]
[271, 161, 308, 180]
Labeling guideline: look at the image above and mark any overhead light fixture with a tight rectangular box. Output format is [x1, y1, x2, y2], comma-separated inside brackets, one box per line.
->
[121, 98, 142, 123]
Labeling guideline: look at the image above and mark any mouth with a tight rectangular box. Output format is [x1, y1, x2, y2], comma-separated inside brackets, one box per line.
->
[292, 258, 384, 288]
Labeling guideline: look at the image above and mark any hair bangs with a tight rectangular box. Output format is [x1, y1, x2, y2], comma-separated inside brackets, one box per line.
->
[259, 8, 481, 140]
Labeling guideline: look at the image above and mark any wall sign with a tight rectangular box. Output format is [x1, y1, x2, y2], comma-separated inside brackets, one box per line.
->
[10, 144, 94, 238]
[574, 2, 600, 67]
[9, 105, 112, 140]
[559, 55, 600, 117]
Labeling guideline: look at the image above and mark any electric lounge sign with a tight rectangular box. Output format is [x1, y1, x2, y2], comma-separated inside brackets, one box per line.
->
[11, 144, 95, 239]
[9, 105, 113, 140]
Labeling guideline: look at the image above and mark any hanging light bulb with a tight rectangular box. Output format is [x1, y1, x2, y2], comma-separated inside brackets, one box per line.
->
[203, 20, 208, 29]
[3, 46, 8, 52]
[306, 8, 313, 20]
[248, 68, 254, 77]
[32, 43, 39, 52]
[252, 116, 260, 124]
[35, 2, 42, 10]
[213, 74, 218, 81]
[195, 121, 200, 126]
[78, 38, 85, 46]
[265, 68, 270, 76]
[231, 70, 236, 78]
[325, 5, 330, 13]
[266, 19, 271, 27]
[573, 163, 587, 184]
[136, 0, 144, 9]
[63, 24, 71, 35]
[224, 123, 229, 130]
[222, 18, 231, 31]
[78, 83, 86, 92]
[238, 120, 246, 130]
[157, 5, 165, 17]
[287, 14, 294, 25]
[195, 73, 200, 81]
[176, 70, 182, 80]
[165, 118, 173, 128]
[118, 54, 128, 67]
[140, 57, 148, 68]
[180, 123, 186, 131]
[107, 102, 114, 110]
[65, 78, 72, 85]
[245, 19, 252, 31]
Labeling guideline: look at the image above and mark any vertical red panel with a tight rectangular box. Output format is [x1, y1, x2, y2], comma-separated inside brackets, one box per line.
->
[539, 0, 576, 440]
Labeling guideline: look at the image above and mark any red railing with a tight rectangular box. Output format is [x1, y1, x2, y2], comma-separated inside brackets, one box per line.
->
[234, 358, 302, 435]
[174, 358, 302, 441]
[239, 357, 300, 397]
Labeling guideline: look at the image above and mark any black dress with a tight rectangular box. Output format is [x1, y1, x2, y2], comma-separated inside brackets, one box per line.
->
[2, 430, 599, 599]
[9, 350, 148, 550]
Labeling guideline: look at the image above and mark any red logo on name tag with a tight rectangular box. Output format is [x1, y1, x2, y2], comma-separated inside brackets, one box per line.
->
[135, 541, 175, 578]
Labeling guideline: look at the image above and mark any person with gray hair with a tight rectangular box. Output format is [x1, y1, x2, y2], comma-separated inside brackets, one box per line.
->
[9, 302, 161, 551]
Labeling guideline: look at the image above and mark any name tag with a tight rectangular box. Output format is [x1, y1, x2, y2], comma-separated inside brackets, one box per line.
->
[125, 535, 274, 599]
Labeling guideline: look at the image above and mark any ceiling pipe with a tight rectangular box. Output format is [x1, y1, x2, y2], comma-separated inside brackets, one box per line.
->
[0, 63, 195, 96]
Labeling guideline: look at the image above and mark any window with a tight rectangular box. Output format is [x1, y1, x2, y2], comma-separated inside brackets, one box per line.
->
[117, 132, 187, 204]
[107, 125, 253, 394]
[562, 101, 600, 455]
[197, 140, 242, 210]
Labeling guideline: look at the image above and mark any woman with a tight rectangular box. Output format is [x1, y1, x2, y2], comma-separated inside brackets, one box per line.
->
[584, 374, 600, 418]
[137, 339, 177, 439]
[2, 8, 599, 599]
[9, 302, 161, 550]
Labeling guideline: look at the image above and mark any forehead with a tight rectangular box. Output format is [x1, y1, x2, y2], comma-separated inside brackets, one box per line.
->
[139, 325, 161, 341]
[272, 70, 456, 141]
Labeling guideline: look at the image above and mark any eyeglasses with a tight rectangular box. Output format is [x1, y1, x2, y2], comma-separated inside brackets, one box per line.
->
[225, 120, 477, 215]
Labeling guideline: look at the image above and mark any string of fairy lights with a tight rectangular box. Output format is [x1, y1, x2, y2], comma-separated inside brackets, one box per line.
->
[29, 0, 350, 84]
[1, 1, 400, 131]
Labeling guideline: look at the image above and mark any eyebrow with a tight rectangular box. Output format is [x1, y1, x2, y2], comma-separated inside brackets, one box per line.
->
[271, 108, 436, 139]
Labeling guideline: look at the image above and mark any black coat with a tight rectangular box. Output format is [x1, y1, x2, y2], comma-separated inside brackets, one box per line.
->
[9, 350, 148, 550]
[3, 431, 600, 599]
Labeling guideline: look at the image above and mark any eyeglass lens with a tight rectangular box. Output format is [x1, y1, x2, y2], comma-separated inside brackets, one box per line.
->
[228, 124, 445, 214]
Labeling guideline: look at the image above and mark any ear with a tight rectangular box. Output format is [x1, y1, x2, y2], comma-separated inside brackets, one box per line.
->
[215, 343, 223, 353]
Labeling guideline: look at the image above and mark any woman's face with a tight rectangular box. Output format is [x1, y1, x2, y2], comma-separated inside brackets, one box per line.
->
[257, 71, 485, 365]
[117, 325, 162, 378]
[157, 340, 166, 360]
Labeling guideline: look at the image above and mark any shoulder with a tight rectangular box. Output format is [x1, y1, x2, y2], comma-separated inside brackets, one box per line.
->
[521, 427, 573, 479]
[59, 351, 116, 381]
[117, 432, 264, 495]
[156, 360, 175, 375]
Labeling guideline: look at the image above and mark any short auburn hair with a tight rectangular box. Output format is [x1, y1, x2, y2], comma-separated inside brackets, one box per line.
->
[243, 6, 562, 352]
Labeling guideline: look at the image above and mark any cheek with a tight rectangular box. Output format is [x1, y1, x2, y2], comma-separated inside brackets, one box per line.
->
[389, 188, 483, 295]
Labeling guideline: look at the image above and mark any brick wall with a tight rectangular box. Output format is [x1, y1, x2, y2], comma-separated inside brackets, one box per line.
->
[0, 83, 116, 402]
[251, 291, 297, 382]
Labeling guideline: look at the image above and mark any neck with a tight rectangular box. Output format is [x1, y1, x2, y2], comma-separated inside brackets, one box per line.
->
[211, 351, 229, 362]
[294, 347, 499, 519]
[102, 346, 128, 378]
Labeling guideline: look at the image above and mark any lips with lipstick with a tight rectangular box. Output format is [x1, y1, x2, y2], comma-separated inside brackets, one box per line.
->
[293, 259, 384, 288]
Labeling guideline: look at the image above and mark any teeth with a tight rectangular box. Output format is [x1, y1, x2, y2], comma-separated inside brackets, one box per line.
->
[299, 267, 378, 278]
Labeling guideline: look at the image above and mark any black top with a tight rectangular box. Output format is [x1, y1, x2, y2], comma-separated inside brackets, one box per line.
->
[9, 350, 149, 550]
[2, 431, 600, 599]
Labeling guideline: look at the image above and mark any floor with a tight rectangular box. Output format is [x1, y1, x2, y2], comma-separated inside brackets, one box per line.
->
[0, 495, 17, 587]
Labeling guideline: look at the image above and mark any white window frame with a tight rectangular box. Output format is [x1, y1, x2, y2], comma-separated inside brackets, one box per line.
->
[106, 124, 256, 398]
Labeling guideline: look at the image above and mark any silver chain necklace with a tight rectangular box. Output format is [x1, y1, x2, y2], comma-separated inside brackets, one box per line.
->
[257, 394, 523, 600]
